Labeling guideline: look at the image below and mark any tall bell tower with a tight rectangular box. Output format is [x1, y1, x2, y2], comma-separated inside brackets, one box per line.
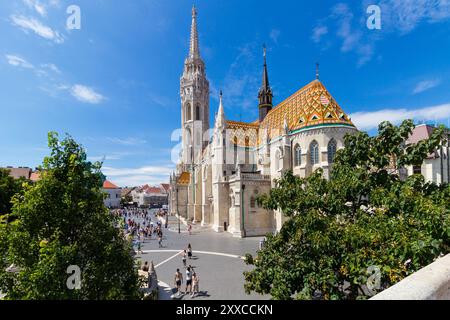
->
[180, 6, 210, 166]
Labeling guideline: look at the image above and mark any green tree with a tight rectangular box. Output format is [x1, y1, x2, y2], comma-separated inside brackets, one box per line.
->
[0, 168, 26, 216]
[0, 132, 142, 299]
[244, 120, 450, 300]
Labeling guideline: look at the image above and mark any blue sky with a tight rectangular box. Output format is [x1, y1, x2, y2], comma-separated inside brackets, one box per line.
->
[1, 0, 450, 187]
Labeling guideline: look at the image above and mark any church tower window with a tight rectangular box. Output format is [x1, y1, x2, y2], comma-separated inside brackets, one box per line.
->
[196, 105, 201, 120]
[186, 103, 192, 121]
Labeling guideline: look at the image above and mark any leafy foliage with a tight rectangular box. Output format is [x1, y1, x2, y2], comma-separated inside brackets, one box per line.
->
[0, 132, 142, 300]
[244, 120, 450, 300]
[0, 168, 26, 217]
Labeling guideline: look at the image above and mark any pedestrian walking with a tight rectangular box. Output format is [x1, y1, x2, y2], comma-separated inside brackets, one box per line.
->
[158, 233, 163, 248]
[185, 266, 193, 295]
[188, 223, 192, 235]
[182, 250, 187, 267]
[191, 272, 199, 298]
[136, 239, 143, 254]
[187, 243, 192, 260]
[174, 269, 183, 296]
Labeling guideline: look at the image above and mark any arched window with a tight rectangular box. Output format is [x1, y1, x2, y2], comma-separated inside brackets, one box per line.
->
[294, 144, 301, 167]
[186, 103, 192, 121]
[245, 136, 250, 164]
[328, 139, 337, 163]
[310, 140, 319, 165]
[195, 105, 201, 121]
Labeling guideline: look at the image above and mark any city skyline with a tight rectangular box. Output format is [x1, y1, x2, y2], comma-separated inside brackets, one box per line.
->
[2, 0, 450, 187]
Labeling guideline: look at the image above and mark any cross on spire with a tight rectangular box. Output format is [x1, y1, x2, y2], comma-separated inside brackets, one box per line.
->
[316, 62, 320, 80]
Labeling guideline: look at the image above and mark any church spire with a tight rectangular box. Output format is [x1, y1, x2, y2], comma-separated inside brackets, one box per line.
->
[189, 5, 200, 59]
[258, 45, 273, 122]
[262, 45, 270, 90]
[215, 90, 226, 129]
[316, 62, 320, 80]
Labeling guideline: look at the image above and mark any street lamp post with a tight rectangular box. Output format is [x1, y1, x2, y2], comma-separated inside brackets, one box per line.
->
[241, 184, 246, 238]
[176, 187, 180, 234]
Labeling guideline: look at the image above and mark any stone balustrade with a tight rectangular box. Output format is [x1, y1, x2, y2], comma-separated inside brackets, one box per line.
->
[370, 253, 450, 300]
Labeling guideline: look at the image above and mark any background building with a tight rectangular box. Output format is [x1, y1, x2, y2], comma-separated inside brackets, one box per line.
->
[404, 124, 450, 184]
[131, 184, 169, 208]
[102, 180, 121, 208]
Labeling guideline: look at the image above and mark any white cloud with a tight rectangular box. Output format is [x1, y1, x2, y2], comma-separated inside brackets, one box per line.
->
[41, 63, 61, 74]
[380, 0, 450, 34]
[311, 25, 328, 43]
[70, 84, 105, 104]
[23, 0, 47, 17]
[312, 1, 450, 66]
[312, 3, 374, 66]
[212, 41, 261, 118]
[106, 137, 147, 146]
[10, 14, 64, 43]
[412, 79, 441, 94]
[88, 153, 129, 162]
[269, 29, 281, 44]
[350, 103, 450, 131]
[102, 166, 173, 187]
[5, 54, 34, 69]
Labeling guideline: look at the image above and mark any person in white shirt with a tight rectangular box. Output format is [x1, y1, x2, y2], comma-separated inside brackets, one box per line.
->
[185, 266, 192, 295]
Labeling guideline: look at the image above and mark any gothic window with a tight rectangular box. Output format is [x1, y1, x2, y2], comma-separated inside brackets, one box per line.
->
[327, 139, 337, 164]
[294, 144, 301, 167]
[196, 105, 201, 120]
[310, 140, 319, 165]
[186, 103, 192, 121]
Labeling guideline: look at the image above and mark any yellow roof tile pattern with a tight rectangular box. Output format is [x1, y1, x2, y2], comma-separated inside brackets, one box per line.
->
[177, 172, 191, 185]
[226, 120, 259, 147]
[259, 80, 355, 140]
[219, 80, 355, 148]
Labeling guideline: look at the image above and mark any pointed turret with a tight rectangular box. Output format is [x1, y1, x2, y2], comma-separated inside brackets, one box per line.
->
[258, 45, 273, 122]
[215, 90, 226, 129]
[189, 5, 200, 60]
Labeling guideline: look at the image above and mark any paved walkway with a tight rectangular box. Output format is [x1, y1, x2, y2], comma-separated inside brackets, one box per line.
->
[134, 212, 269, 300]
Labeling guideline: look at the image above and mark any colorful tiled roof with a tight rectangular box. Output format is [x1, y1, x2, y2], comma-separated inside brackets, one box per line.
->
[177, 172, 191, 185]
[260, 80, 355, 139]
[226, 120, 259, 147]
[222, 80, 355, 147]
